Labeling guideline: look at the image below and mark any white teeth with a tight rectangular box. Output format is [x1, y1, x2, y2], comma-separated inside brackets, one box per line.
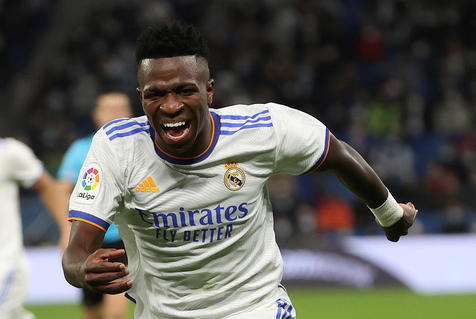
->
[163, 121, 186, 128]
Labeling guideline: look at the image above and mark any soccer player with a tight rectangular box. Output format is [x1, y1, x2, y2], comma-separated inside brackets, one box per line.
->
[62, 22, 418, 318]
[57, 92, 133, 319]
[0, 137, 68, 319]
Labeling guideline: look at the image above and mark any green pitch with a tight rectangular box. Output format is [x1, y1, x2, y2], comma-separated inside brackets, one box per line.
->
[26, 288, 476, 318]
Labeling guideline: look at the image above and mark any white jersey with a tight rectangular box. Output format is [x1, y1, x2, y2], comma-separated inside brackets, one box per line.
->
[0, 138, 43, 262]
[69, 103, 329, 319]
[0, 138, 42, 319]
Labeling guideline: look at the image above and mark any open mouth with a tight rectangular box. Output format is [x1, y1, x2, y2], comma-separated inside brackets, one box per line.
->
[162, 121, 191, 142]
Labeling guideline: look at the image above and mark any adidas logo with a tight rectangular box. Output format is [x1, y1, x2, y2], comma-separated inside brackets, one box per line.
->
[135, 176, 160, 193]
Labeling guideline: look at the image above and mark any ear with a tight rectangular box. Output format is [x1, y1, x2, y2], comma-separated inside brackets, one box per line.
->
[207, 79, 215, 106]
[136, 88, 143, 105]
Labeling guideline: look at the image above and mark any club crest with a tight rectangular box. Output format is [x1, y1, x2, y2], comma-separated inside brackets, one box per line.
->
[224, 162, 246, 191]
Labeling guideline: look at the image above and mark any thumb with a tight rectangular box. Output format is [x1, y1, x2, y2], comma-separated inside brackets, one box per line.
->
[96, 248, 126, 261]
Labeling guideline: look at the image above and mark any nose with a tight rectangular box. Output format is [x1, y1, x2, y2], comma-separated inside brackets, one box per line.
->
[160, 92, 183, 116]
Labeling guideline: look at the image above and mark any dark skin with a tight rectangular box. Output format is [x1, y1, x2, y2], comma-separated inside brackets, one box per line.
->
[317, 135, 418, 241]
[137, 56, 214, 157]
[62, 55, 418, 294]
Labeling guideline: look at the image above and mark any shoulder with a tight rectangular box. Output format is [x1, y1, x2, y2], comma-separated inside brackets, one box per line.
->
[90, 116, 150, 165]
[3, 137, 27, 149]
[212, 103, 276, 136]
[212, 102, 313, 121]
[94, 116, 151, 155]
[213, 102, 320, 136]
[212, 103, 271, 116]
[101, 116, 150, 142]
[2, 137, 34, 157]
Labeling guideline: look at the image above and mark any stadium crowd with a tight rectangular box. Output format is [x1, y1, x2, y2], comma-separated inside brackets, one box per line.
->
[1, 0, 475, 243]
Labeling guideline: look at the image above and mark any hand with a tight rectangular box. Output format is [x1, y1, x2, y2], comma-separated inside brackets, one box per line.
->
[81, 248, 133, 294]
[382, 202, 419, 242]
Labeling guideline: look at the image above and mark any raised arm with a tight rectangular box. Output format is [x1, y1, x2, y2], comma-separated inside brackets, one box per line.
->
[317, 133, 418, 241]
[62, 221, 132, 294]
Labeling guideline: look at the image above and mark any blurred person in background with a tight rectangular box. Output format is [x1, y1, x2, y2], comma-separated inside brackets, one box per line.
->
[7, 1, 476, 237]
[314, 192, 355, 237]
[0, 138, 68, 319]
[57, 92, 133, 319]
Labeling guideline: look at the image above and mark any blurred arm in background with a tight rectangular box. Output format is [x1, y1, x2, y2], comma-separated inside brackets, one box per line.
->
[32, 171, 71, 248]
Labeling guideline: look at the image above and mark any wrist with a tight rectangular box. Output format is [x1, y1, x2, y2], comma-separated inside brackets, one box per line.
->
[368, 189, 403, 227]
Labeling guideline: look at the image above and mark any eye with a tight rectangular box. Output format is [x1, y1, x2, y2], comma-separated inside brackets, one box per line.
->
[144, 90, 165, 99]
[179, 87, 197, 96]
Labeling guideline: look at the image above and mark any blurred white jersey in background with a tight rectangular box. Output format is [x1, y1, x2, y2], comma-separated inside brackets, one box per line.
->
[0, 138, 43, 319]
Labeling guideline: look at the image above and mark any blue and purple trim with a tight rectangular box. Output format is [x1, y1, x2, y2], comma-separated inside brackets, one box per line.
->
[105, 121, 149, 136]
[303, 127, 331, 174]
[275, 298, 295, 319]
[150, 112, 221, 165]
[103, 118, 150, 141]
[68, 210, 110, 232]
[220, 109, 273, 135]
[103, 118, 129, 129]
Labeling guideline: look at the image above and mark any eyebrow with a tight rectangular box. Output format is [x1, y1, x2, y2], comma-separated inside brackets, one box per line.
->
[144, 83, 198, 93]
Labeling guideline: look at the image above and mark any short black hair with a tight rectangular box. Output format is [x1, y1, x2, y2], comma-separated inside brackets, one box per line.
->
[136, 21, 210, 64]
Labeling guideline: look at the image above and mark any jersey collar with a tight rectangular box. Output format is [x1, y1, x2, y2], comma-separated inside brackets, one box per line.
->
[149, 112, 221, 165]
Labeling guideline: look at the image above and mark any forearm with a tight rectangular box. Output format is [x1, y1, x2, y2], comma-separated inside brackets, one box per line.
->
[317, 133, 417, 241]
[34, 172, 70, 232]
[62, 221, 105, 287]
[62, 245, 89, 287]
[334, 143, 388, 208]
[321, 138, 388, 208]
[62, 222, 131, 293]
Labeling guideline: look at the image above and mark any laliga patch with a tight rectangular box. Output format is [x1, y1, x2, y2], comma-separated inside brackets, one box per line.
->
[75, 165, 101, 203]
[224, 162, 246, 191]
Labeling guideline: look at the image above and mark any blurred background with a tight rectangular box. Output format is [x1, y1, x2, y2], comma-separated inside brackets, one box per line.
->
[1, 0, 475, 318]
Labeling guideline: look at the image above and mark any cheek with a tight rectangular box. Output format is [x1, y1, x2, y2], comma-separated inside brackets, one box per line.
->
[195, 100, 209, 120]
[142, 101, 158, 115]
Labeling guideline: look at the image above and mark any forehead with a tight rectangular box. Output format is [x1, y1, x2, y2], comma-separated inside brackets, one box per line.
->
[138, 56, 207, 89]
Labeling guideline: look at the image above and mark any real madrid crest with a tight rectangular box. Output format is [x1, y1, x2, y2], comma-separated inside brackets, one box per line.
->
[224, 162, 246, 191]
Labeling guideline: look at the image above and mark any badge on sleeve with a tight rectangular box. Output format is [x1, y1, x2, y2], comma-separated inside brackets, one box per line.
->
[75, 165, 101, 203]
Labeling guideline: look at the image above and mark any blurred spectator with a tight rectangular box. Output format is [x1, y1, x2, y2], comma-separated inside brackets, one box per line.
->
[314, 194, 355, 236]
[3, 0, 476, 241]
[268, 175, 301, 240]
[366, 78, 404, 137]
[440, 200, 472, 233]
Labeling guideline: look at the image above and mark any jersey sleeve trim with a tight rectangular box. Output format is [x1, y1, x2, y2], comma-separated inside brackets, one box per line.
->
[302, 127, 330, 175]
[68, 210, 110, 232]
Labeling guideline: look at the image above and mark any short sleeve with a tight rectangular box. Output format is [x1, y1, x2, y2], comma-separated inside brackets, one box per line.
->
[7, 138, 44, 188]
[68, 130, 124, 232]
[57, 137, 92, 184]
[268, 103, 330, 175]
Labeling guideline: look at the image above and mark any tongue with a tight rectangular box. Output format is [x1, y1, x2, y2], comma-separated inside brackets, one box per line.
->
[168, 127, 185, 137]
